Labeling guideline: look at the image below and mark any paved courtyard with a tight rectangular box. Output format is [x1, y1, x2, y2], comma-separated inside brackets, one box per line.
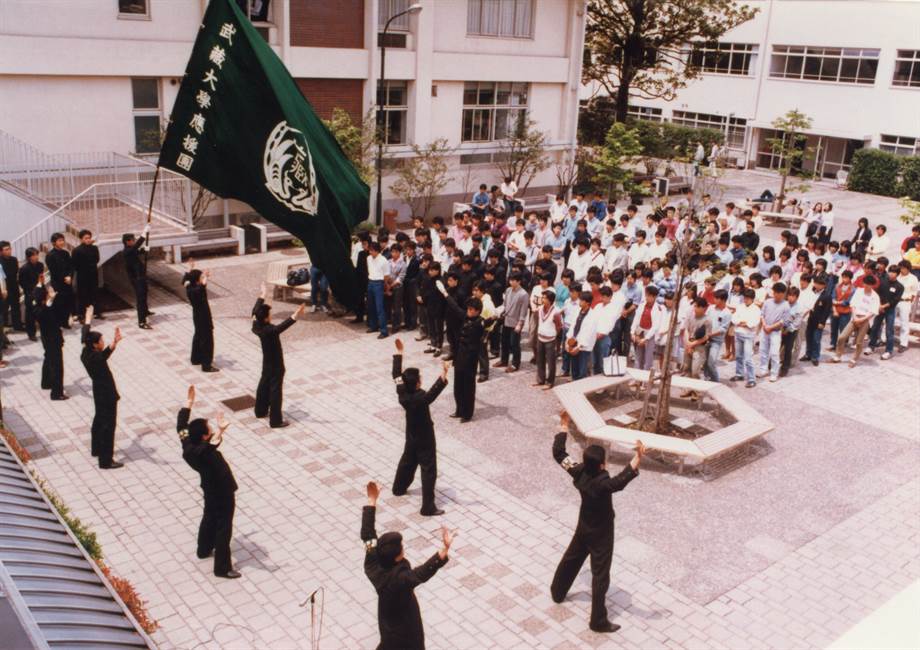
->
[2, 179, 919, 649]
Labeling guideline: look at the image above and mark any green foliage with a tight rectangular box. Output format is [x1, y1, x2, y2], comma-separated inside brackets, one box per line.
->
[34, 475, 104, 561]
[847, 149, 901, 197]
[389, 138, 454, 219]
[578, 96, 617, 145]
[899, 197, 920, 227]
[584, 0, 758, 122]
[494, 117, 551, 194]
[588, 122, 644, 201]
[767, 109, 813, 199]
[322, 107, 377, 185]
[631, 120, 724, 162]
[897, 155, 920, 201]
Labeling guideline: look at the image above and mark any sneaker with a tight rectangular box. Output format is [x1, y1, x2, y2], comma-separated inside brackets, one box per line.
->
[881, 352, 892, 360]
[848, 360, 857, 368]
[311, 305, 318, 313]
[769, 376, 778, 383]
[831, 356, 842, 363]
[898, 345, 907, 353]
[756, 371, 768, 379]
[863, 348, 873, 356]
[730, 375, 743, 381]
[798, 355, 810, 362]
[745, 381, 756, 388]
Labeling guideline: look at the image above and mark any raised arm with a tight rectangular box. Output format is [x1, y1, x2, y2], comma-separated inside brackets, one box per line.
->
[600, 441, 644, 494]
[423, 362, 450, 404]
[361, 482, 380, 547]
[398, 526, 453, 590]
[177, 385, 195, 438]
[392, 338, 404, 381]
[552, 412, 581, 477]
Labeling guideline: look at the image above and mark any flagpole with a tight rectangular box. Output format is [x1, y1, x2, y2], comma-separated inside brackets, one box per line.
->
[142, 164, 161, 273]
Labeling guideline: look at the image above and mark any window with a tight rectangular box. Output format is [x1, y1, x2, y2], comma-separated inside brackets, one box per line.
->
[880, 134, 919, 157]
[627, 105, 663, 122]
[467, 0, 534, 39]
[770, 46, 879, 84]
[235, 0, 272, 22]
[893, 50, 920, 88]
[462, 82, 528, 142]
[687, 42, 758, 76]
[118, 0, 148, 18]
[377, 81, 408, 145]
[379, 0, 410, 31]
[671, 111, 747, 149]
[131, 78, 161, 154]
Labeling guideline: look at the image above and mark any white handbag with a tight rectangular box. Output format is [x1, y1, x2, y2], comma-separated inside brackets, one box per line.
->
[603, 353, 625, 377]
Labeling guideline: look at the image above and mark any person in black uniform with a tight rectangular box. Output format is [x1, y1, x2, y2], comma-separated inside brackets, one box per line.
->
[177, 385, 240, 579]
[183, 263, 218, 372]
[361, 480, 453, 650]
[0, 241, 23, 332]
[45, 232, 75, 328]
[71, 229, 102, 322]
[251, 283, 305, 428]
[36, 285, 67, 400]
[550, 411, 645, 633]
[438, 283, 484, 423]
[122, 224, 152, 329]
[81, 306, 123, 469]
[17, 247, 43, 342]
[391, 338, 449, 516]
[352, 232, 370, 324]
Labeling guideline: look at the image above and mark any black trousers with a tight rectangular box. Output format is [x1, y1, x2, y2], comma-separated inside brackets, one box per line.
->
[403, 280, 419, 329]
[551, 529, 614, 627]
[54, 283, 75, 326]
[191, 326, 214, 367]
[428, 312, 444, 350]
[478, 338, 490, 379]
[92, 402, 117, 466]
[198, 490, 235, 575]
[611, 314, 634, 357]
[3, 289, 23, 330]
[41, 345, 64, 398]
[255, 370, 284, 425]
[23, 292, 37, 339]
[354, 282, 367, 319]
[76, 281, 98, 318]
[417, 302, 428, 336]
[386, 285, 404, 330]
[392, 441, 437, 514]
[780, 329, 798, 372]
[453, 365, 477, 420]
[535, 338, 558, 385]
[133, 277, 149, 324]
[488, 325, 501, 355]
[445, 320, 460, 356]
[500, 325, 521, 368]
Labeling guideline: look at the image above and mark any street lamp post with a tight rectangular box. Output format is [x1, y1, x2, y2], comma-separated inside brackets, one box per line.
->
[375, 2, 422, 226]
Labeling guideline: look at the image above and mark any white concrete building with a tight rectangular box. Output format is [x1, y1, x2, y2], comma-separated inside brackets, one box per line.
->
[586, 0, 920, 180]
[0, 0, 587, 221]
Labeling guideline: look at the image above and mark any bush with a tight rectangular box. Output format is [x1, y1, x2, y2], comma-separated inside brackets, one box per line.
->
[100, 563, 158, 634]
[0, 427, 32, 463]
[847, 149, 901, 196]
[629, 120, 723, 161]
[898, 156, 920, 200]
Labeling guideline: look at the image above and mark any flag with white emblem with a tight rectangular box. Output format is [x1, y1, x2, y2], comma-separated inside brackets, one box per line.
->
[159, 0, 368, 308]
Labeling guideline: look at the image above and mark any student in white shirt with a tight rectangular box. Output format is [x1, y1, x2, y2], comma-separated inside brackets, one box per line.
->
[630, 285, 663, 371]
[591, 286, 622, 374]
[500, 176, 518, 214]
[896, 261, 918, 352]
[603, 234, 629, 276]
[832, 274, 880, 366]
[533, 290, 562, 387]
[566, 238, 593, 283]
[867, 224, 890, 262]
[730, 288, 761, 387]
[549, 194, 568, 225]
[646, 230, 672, 262]
[569, 192, 588, 220]
[628, 231, 650, 267]
[564, 292, 597, 380]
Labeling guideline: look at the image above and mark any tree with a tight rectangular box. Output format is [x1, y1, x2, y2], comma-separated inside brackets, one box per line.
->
[584, 0, 758, 123]
[322, 107, 377, 185]
[494, 117, 551, 195]
[389, 138, 454, 219]
[766, 109, 813, 207]
[899, 197, 920, 227]
[554, 146, 589, 198]
[588, 122, 644, 202]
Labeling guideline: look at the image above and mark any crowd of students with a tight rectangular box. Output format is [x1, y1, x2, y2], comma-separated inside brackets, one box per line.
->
[343, 193, 920, 391]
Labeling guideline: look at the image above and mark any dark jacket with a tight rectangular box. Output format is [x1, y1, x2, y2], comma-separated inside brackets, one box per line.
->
[45, 248, 73, 289]
[177, 407, 238, 495]
[879, 276, 904, 309]
[361, 506, 447, 650]
[392, 355, 446, 449]
[80, 324, 119, 406]
[71, 244, 100, 288]
[420, 275, 445, 316]
[251, 298, 295, 372]
[553, 432, 637, 536]
[36, 299, 63, 348]
[445, 297, 485, 369]
[187, 283, 213, 330]
[18, 261, 44, 294]
[807, 289, 833, 329]
[123, 237, 146, 281]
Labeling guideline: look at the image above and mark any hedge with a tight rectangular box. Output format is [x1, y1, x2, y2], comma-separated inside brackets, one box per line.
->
[845, 148, 920, 199]
[899, 156, 920, 200]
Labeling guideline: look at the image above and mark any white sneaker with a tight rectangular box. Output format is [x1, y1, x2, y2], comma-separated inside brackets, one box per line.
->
[756, 371, 768, 378]
[311, 305, 318, 313]
[831, 355, 842, 363]
[881, 352, 892, 360]
[863, 348, 873, 356]
[769, 376, 778, 382]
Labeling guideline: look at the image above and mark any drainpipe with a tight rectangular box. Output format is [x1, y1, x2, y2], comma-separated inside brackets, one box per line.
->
[749, 0, 774, 168]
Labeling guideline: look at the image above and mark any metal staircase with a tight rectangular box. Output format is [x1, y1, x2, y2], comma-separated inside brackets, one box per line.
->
[1, 130, 197, 264]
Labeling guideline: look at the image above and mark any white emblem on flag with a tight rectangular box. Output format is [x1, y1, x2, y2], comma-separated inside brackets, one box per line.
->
[263, 121, 319, 215]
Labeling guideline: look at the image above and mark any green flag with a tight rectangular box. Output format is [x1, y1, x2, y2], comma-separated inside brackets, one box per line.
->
[159, 0, 368, 309]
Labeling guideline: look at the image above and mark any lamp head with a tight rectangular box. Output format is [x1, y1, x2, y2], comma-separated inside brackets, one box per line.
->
[408, 3, 422, 13]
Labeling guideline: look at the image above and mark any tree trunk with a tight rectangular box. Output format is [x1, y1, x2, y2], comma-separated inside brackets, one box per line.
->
[614, 71, 632, 123]
[653, 263, 686, 433]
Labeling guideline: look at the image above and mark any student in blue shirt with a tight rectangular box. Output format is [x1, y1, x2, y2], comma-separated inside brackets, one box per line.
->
[589, 191, 608, 222]
[472, 184, 490, 217]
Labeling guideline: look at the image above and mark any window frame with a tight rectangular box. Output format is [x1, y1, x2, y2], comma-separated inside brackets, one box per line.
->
[379, 0, 411, 32]
[686, 42, 758, 76]
[117, 0, 150, 20]
[769, 45, 879, 85]
[461, 81, 530, 143]
[879, 134, 919, 157]
[892, 50, 920, 88]
[376, 80, 409, 146]
[670, 110, 747, 149]
[131, 78, 162, 155]
[626, 105, 663, 122]
[466, 0, 535, 40]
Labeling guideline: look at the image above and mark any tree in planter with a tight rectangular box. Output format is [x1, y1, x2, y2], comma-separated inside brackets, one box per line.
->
[494, 117, 551, 195]
[323, 107, 378, 186]
[389, 138, 454, 220]
[554, 146, 590, 199]
[765, 109, 814, 208]
[589, 122, 645, 203]
[583, 0, 757, 123]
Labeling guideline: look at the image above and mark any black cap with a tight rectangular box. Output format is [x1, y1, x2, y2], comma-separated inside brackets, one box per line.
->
[377, 532, 403, 566]
[187, 418, 209, 444]
[583, 445, 606, 474]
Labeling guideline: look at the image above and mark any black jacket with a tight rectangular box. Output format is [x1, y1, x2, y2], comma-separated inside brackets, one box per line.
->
[251, 298, 295, 372]
[420, 275, 445, 316]
[553, 432, 637, 536]
[0, 256, 19, 297]
[186, 283, 213, 330]
[123, 237, 146, 281]
[807, 289, 833, 329]
[445, 297, 484, 369]
[392, 355, 446, 449]
[177, 407, 238, 495]
[45, 248, 73, 289]
[80, 325, 119, 405]
[879, 276, 904, 309]
[36, 299, 63, 348]
[18, 261, 44, 295]
[361, 506, 447, 650]
[71, 244, 100, 286]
